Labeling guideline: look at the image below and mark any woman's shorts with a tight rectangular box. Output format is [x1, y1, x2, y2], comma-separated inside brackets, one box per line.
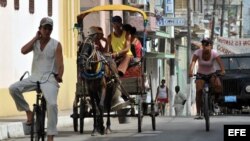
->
[157, 98, 168, 103]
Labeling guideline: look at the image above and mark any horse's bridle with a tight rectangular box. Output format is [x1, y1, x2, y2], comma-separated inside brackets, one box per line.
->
[79, 37, 106, 79]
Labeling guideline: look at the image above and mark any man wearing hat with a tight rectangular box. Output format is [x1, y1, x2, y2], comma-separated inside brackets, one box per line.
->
[9, 17, 64, 141]
[107, 15, 133, 77]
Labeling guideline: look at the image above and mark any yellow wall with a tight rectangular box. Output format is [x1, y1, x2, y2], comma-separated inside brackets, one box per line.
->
[0, 0, 80, 117]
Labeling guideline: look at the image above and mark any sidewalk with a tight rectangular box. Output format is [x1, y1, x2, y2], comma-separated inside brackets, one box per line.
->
[0, 109, 78, 140]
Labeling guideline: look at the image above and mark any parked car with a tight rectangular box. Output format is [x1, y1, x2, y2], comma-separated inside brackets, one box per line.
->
[218, 53, 250, 113]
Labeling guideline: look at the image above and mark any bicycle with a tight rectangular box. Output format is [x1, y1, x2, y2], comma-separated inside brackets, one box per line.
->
[19, 71, 52, 141]
[30, 80, 47, 141]
[194, 73, 221, 132]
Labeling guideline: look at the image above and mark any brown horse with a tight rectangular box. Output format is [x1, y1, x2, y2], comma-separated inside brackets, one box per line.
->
[77, 36, 117, 135]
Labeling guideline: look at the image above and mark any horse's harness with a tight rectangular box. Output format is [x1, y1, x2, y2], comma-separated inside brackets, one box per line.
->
[78, 37, 106, 80]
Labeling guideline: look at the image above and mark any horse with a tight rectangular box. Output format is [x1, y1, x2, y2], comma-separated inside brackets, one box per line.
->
[77, 36, 117, 136]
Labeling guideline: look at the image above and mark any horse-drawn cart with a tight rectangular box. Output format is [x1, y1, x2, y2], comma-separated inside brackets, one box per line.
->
[70, 4, 157, 135]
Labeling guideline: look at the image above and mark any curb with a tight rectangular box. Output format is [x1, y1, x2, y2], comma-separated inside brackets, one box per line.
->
[0, 124, 8, 140]
[8, 122, 25, 138]
[0, 115, 83, 140]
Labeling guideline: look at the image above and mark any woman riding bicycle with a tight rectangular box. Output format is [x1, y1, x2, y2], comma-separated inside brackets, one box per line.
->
[189, 38, 225, 119]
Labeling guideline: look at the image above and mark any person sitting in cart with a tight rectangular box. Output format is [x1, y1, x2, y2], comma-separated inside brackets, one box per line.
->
[87, 26, 119, 76]
[107, 15, 133, 77]
[122, 24, 142, 64]
[90, 26, 108, 53]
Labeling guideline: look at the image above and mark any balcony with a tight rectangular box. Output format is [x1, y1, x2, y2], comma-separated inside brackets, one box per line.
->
[128, 15, 157, 32]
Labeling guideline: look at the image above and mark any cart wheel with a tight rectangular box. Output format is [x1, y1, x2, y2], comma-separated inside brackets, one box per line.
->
[79, 99, 85, 134]
[148, 74, 156, 130]
[73, 105, 78, 132]
[138, 98, 142, 133]
[151, 103, 156, 130]
[152, 114, 156, 130]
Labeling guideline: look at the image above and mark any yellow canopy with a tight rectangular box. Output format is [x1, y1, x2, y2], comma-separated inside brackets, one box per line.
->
[77, 4, 148, 22]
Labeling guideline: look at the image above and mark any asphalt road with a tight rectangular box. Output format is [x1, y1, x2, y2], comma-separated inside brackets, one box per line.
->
[6, 115, 250, 141]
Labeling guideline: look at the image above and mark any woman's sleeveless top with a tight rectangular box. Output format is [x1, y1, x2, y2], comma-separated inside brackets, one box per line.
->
[158, 86, 167, 99]
[193, 48, 219, 75]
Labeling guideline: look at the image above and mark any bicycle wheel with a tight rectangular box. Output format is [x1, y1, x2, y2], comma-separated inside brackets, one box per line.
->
[30, 106, 36, 141]
[203, 93, 210, 131]
[31, 105, 42, 141]
[151, 103, 156, 130]
[40, 98, 46, 141]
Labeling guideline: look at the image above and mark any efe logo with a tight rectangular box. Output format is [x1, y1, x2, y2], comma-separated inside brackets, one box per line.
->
[228, 129, 246, 136]
[224, 125, 249, 141]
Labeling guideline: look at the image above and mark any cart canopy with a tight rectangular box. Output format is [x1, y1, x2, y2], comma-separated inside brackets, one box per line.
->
[77, 4, 148, 23]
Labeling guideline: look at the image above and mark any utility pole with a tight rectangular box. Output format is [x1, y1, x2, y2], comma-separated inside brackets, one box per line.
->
[186, 0, 191, 116]
[220, 0, 225, 36]
[123, 0, 129, 23]
[109, 0, 113, 32]
[239, 0, 243, 38]
[210, 0, 217, 40]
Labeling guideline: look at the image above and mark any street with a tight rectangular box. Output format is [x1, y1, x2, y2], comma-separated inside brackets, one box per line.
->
[6, 115, 250, 141]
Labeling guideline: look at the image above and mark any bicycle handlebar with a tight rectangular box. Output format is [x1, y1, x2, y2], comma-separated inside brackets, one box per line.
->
[193, 72, 222, 83]
[19, 71, 30, 81]
[36, 81, 42, 93]
[19, 71, 57, 84]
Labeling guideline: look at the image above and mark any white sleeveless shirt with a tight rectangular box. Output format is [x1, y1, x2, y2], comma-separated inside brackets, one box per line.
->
[31, 38, 58, 81]
[158, 86, 167, 99]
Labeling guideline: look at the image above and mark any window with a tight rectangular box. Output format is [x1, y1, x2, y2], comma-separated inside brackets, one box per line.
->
[175, 0, 187, 9]
[48, 0, 52, 16]
[29, 0, 34, 14]
[0, 0, 7, 7]
[14, 0, 19, 10]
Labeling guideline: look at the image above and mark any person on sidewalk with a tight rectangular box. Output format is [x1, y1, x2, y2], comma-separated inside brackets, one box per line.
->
[173, 86, 186, 116]
[155, 79, 169, 116]
[9, 17, 64, 141]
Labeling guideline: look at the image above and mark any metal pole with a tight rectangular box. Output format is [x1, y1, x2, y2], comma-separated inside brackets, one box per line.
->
[228, 0, 231, 37]
[123, 0, 129, 23]
[186, 0, 191, 116]
[239, 0, 243, 38]
[220, 0, 226, 36]
[109, 0, 113, 32]
[210, 0, 217, 40]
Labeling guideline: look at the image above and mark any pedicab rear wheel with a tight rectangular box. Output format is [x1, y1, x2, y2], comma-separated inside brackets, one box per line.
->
[138, 98, 142, 133]
[79, 98, 86, 134]
[151, 103, 156, 130]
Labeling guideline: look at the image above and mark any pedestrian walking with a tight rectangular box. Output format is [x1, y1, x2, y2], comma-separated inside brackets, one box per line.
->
[174, 86, 186, 116]
[155, 79, 169, 116]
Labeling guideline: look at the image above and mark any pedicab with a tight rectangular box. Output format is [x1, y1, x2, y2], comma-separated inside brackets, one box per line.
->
[70, 4, 157, 134]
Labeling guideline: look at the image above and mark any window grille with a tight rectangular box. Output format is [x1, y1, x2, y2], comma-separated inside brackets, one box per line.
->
[48, 0, 52, 16]
[29, 0, 34, 14]
[14, 0, 19, 10]
[0, 0, 7, 7]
